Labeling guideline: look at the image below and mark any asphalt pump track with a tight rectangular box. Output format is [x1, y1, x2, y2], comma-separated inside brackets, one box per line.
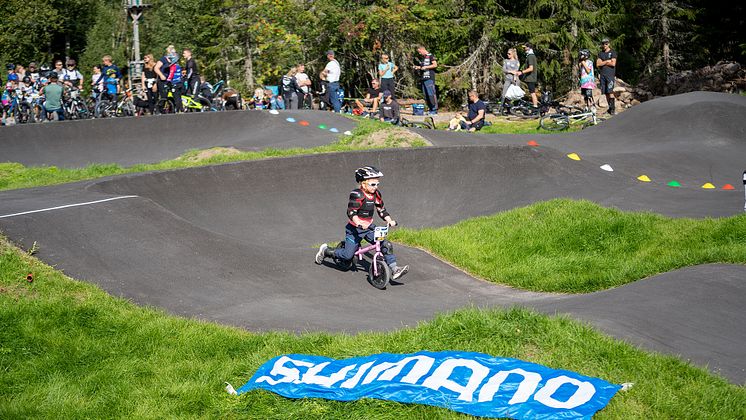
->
[0, 94, 744, 384]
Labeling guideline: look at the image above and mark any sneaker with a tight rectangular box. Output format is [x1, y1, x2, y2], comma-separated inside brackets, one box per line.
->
[428, 111, 438, 116]
[315, 243, 328, 265]
[392, 265, 409, 280]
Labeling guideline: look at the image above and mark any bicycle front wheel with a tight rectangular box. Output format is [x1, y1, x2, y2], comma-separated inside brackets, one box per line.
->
[95, 101, 113, 118]
[367, 254, 390, 290]
[540, 114, 570, 131]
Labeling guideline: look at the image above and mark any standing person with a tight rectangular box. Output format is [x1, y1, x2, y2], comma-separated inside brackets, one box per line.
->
[182, 48, 200, 97]
[460, 90, 487, 132]
[414, 45, 438, 115]
[27, 62, 39, 83]
[101, 55, 121, 80]
[42, 73, 64, 121]
[52, 60, 65, 78]
[378, 53, 398, 98]
[281, 66, 300, 110]
[141, 54, 158, 114]
[578, 49, 596, 112]
[517, 43, 538, 107]
[596, 37, 618, 115]
[294, 63, 312, 109]
[378, 90, 400, 124]
[62, 59, 84, 91]
[321, 50, 342, 112]
[501, 48, 520, 106]
[154, 46, 179, 111]
[315, 166, 409, 280]
[14, 65, 26, 82]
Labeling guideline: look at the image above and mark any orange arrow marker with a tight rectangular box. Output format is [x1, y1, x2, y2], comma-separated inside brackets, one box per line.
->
[527, 140, 539, 147]
[722, 184, 735, 190]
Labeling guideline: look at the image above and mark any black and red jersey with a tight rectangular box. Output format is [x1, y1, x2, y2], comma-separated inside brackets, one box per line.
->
[347, 188, 390, 225]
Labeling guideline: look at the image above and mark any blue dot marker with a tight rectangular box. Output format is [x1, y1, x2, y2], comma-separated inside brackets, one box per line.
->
[329, 128, 339, 133]
[286, 117, 296, 123]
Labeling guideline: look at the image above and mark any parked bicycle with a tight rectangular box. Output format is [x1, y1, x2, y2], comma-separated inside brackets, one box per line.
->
[539, 106, 605, 131]
[63, 88, 90, 120]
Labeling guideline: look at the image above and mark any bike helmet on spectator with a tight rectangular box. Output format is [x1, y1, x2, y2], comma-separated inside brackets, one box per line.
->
[7, 73, 18, 82]
[22, 76, 31, 84]
[6, 63, 15, 71]
[579, 49, 590, 60]
[355, 166, 384, 183]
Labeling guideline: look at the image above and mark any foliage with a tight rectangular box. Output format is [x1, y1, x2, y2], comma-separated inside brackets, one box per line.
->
[4, 1, 745, 103]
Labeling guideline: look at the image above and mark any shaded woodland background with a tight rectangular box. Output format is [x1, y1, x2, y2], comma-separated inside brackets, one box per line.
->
[2, 0, 743, 104]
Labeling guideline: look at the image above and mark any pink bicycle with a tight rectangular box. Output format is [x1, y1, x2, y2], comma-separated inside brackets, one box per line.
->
[337, 224, 392, 289]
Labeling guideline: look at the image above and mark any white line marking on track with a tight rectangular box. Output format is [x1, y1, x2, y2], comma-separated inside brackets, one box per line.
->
[0, 195, 139, 219]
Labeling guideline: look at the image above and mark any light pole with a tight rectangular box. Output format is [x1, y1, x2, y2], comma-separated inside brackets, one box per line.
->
[125, 0, 151, 93]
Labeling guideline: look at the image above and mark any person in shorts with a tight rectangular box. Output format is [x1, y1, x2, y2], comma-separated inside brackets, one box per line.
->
[578, 49, 596, 111]
[596, 38, 617, 115]
[354, 78, 382, 116]
[517, 43, 538, 107]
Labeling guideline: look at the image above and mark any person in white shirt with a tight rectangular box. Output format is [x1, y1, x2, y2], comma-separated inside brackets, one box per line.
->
[321, 50, 342, 112]
[294, 63, 312, 109]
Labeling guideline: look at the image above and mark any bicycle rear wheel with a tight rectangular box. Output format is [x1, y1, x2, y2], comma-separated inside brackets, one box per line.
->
[156, 99, 175, 114]
[95, 100, 113, 118]
[540, 114, 570, 131]
[367, 254, 390, 290]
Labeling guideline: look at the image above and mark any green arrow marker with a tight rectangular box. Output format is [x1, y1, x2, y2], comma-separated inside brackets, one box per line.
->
[667, 180, 681, 187]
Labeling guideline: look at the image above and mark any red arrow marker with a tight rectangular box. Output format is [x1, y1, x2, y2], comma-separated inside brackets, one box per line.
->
[527, 140, 539, 147]
[722, 184, 735, 190]
[299, 121, 310, 126]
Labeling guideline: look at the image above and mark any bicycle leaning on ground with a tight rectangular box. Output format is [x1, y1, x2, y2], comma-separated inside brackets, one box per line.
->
[324, 223, 396, 290]
[539, 105, 605, 131]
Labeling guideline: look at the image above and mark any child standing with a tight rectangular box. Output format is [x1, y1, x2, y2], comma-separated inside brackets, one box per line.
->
[579, 49, 596, 112]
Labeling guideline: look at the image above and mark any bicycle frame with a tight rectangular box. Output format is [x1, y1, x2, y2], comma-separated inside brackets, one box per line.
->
[352, 225, 389, 277]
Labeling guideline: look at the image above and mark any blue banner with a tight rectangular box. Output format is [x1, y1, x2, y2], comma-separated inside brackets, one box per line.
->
[237, 351, 621, 419]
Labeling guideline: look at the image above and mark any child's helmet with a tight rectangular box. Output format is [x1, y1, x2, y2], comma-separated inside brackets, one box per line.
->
[579, 49, 590, 60]
[106, 68, 117, 77]
[6, 63, 15, 70]
[355, 166, 384, 183]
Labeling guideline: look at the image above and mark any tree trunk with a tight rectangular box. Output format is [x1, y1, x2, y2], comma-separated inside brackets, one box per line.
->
[244, 39, 254, 91]
[661, 0, 671, 76]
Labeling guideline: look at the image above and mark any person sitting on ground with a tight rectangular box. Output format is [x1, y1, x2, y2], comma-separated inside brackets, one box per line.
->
[460, 90, 486, 132]
[379, 90, 400, 124]
[578, 49, 596, 112]
[199, 75, 213, 102]
[248, 87, 270, 109]
[354, 78, 382, 116]
[42, 73, 64, 121]
[315, 166, 409, 280]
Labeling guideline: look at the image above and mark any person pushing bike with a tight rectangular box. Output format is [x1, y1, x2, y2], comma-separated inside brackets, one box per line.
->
[315, 166, 409, 280]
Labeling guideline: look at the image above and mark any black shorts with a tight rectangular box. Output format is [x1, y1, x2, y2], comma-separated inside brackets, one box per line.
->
[600, 74, 615, 94]
[526, 82, 537, 93]
[581, 88, 594, 99]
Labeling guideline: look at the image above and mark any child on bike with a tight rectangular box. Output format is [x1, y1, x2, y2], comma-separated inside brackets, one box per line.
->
[315, 166, 409, 280]
[578, 49, 596, 112]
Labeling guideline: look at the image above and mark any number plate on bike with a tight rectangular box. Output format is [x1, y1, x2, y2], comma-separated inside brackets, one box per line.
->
[374, 226, 389, 241]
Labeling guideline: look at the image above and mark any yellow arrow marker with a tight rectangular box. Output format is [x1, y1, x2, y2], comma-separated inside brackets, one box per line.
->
[637, 175, 651, 182]
[701, 183, 716, 189]
[567, 153, 581, 161]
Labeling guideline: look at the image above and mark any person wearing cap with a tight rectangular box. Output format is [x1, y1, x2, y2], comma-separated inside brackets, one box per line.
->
[517, 42, 538, 107]
[354, 78, 382, 116]
[42, 73, 64, 121]
[379, 90, 400, 124]
[596, 38, 618, 115]
[321, 50, 342, 112]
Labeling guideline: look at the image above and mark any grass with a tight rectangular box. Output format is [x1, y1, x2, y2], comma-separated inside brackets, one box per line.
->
[0, 118, 421, 192]
[392, 199, 746, 293]
[1, 234, 744, 419]
[433, 116, 582, 134]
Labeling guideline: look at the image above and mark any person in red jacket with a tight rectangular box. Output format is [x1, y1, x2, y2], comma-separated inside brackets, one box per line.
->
[315, 166, 409, 280]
